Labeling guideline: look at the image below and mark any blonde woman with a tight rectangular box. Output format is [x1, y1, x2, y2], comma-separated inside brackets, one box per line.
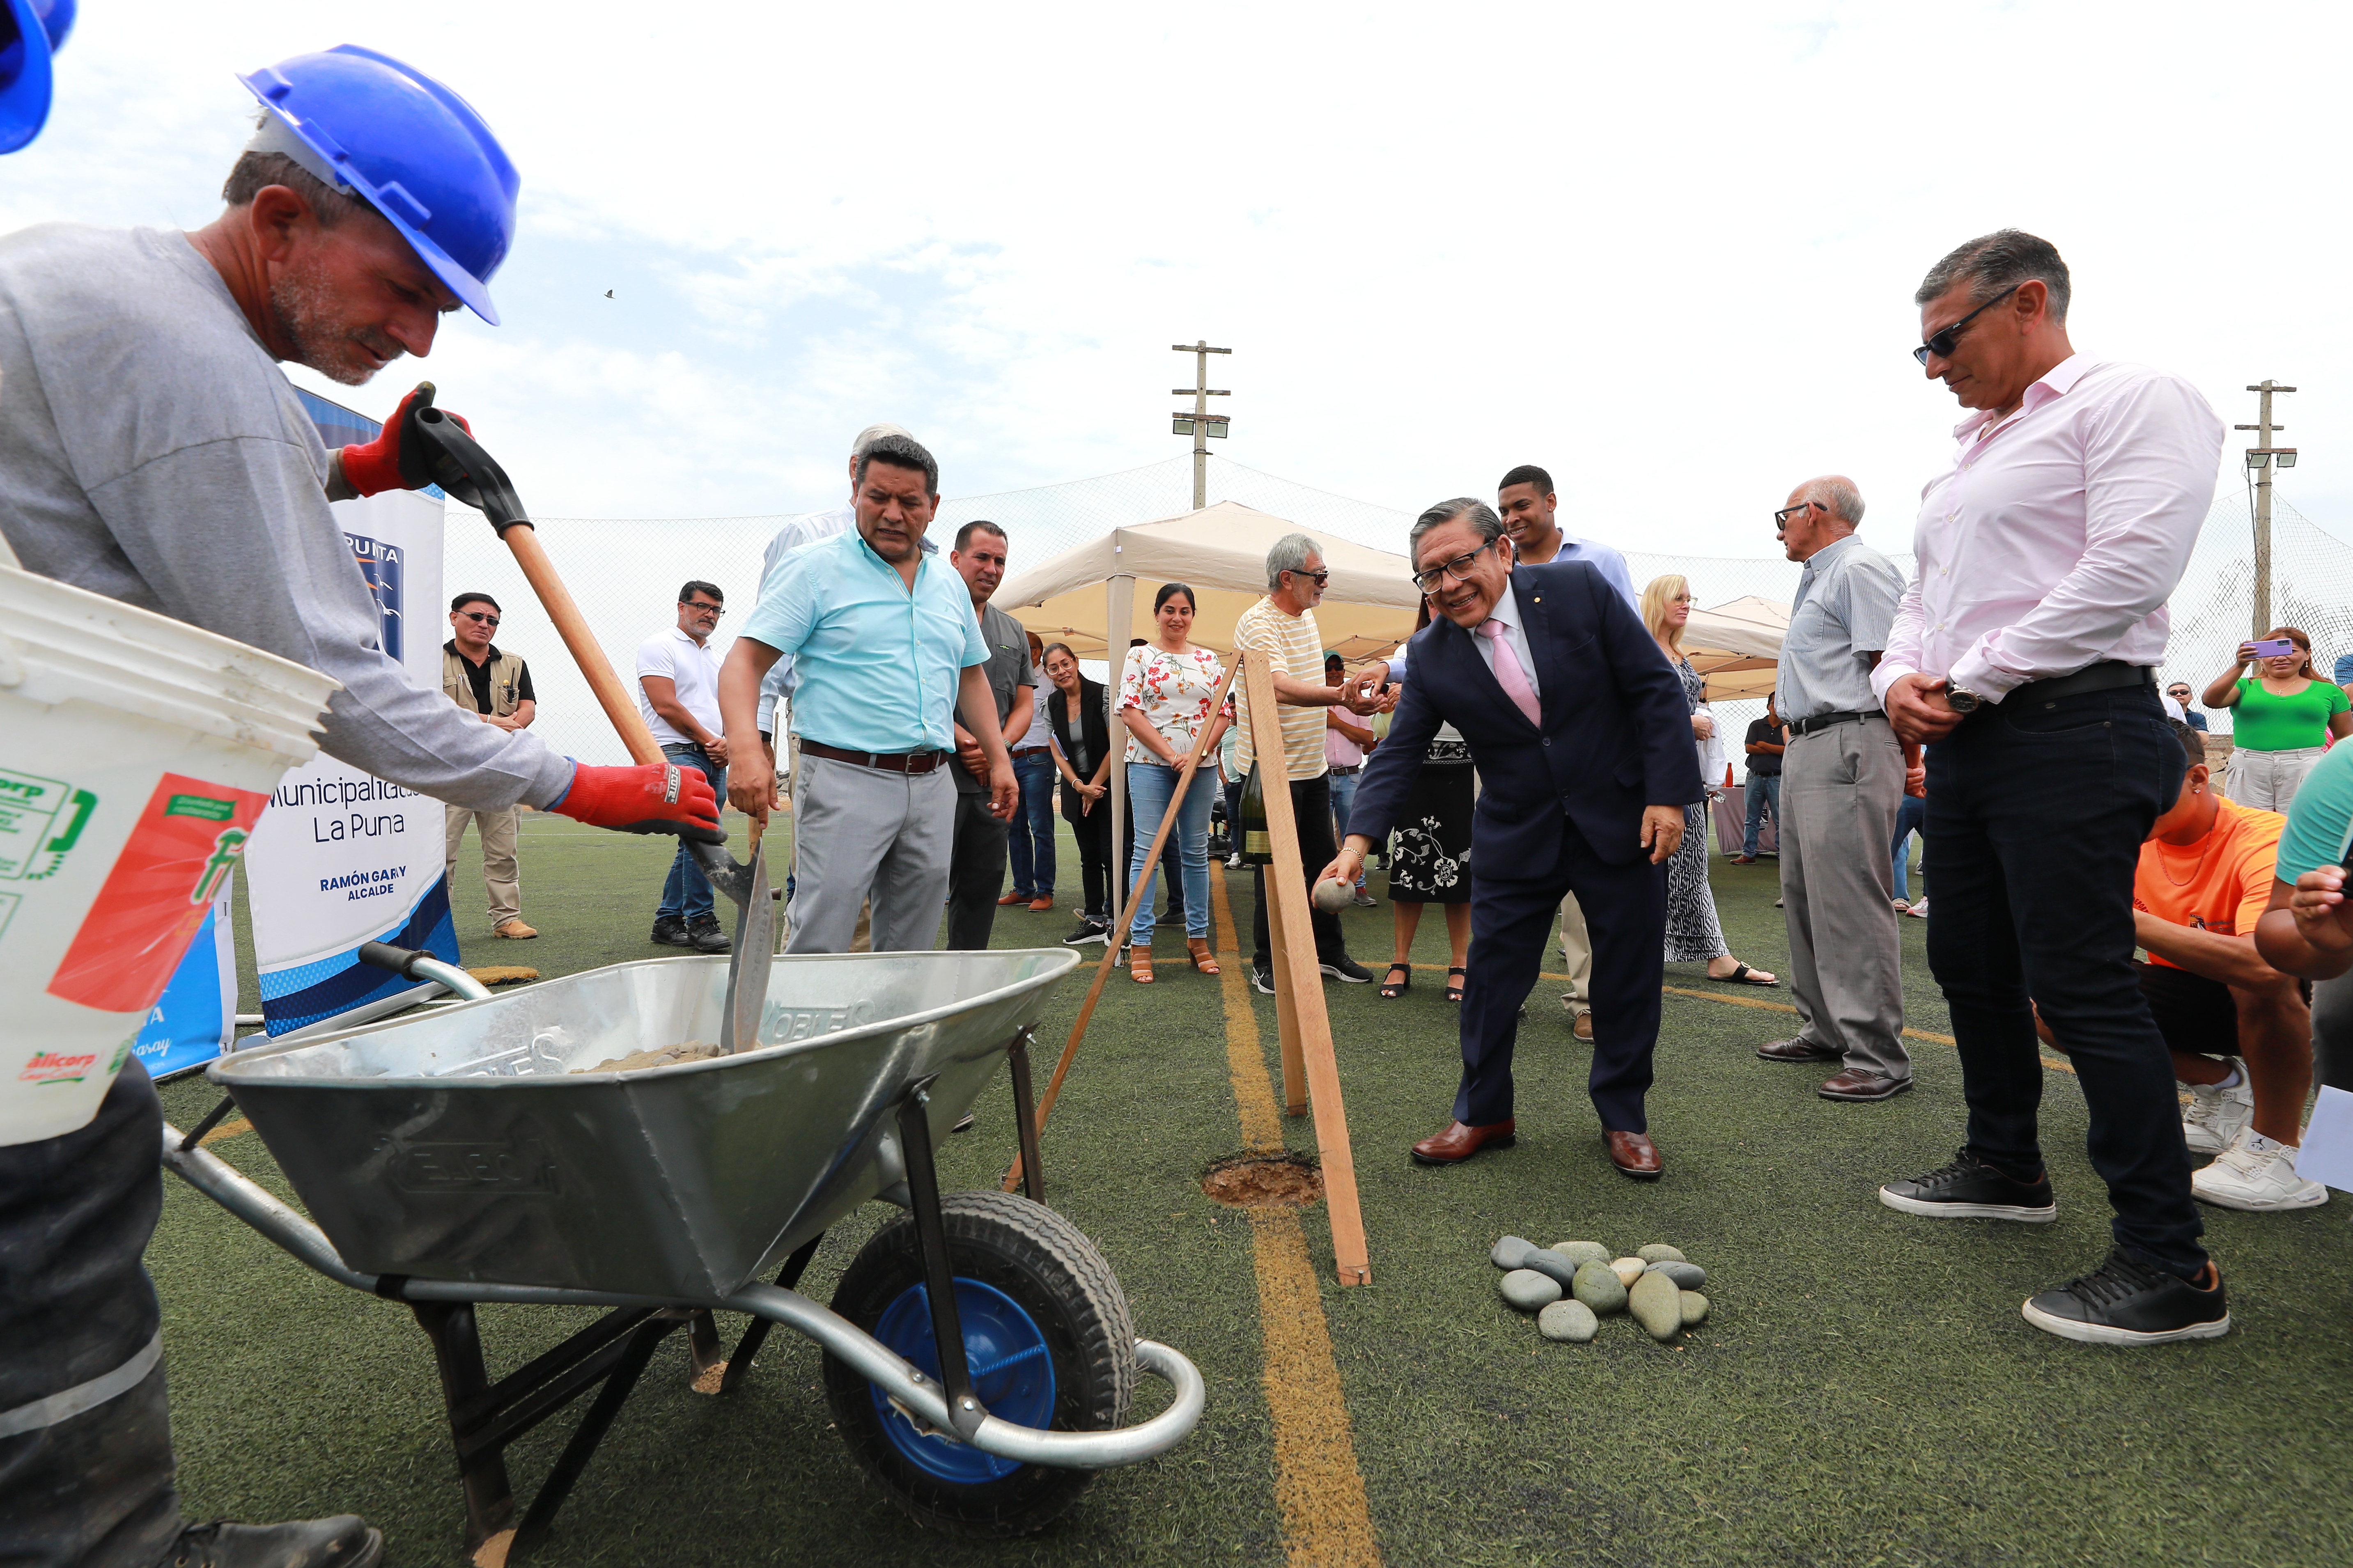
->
[1643, 574, 1776, 985]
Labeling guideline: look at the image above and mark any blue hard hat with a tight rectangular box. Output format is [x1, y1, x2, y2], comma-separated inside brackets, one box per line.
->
[0, 0, 75, 154]
[238, 45, 519, 326]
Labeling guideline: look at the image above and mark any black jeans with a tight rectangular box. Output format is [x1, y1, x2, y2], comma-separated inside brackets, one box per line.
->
[1065, 796, 1116, 923]
[945, 789, 1012, 951]
[1251, 773, 1347, 972]
[1923, 683, 2206, 1279]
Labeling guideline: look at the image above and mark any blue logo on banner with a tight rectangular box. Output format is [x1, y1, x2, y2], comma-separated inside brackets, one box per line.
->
[134, 903, 228, 1079]
[347, 532, 404, 662]
[257, 873, 459, 1034]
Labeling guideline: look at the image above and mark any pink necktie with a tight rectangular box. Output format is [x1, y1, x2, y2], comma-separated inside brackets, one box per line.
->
[1478, 618, 1541, 726]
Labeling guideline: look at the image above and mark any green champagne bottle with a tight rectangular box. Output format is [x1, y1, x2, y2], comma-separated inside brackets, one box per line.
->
[1240, 763, 1273, 864]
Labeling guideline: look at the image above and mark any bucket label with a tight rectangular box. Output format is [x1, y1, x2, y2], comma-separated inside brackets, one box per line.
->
[16, 1048, 101, 1086]
[46, 772, 270, 1015]
[0, 767, 97, 882]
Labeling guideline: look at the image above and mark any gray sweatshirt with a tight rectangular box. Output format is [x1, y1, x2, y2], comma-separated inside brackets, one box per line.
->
[0, 224, 573, 812]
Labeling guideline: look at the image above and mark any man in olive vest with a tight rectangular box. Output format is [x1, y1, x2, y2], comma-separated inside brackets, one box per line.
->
[443, 591, 539, 937]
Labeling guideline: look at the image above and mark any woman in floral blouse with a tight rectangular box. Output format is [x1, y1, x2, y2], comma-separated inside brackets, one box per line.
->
[1118, 582, 1234, 981]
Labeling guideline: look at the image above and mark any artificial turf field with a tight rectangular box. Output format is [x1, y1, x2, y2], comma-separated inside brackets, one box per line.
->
[149, 812, 2353, 1567]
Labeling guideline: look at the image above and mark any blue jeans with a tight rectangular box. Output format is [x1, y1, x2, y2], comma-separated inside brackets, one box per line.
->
[1742, 773, 1780, 857]
[657, 743, 725, 922]
[1329, 770, 1364, 885]
[1891, 792, 1927, 901]
[1006, 752, 1057, 898]
[1924, 684, 2204, 1278]
[1126, 761, 1214, 942]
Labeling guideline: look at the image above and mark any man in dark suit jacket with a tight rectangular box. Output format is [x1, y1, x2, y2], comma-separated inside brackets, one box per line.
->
[1323, 498, 1703, 1178]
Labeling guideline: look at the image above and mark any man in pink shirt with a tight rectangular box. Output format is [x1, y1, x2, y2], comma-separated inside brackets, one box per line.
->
[1871, 230, 2231, 1347]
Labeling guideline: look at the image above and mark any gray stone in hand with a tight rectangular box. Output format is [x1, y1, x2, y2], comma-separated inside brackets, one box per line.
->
[1499, 1269, 1563, 1312]
[1636, 1243, 1687, 1264]
[1491, 1236, 1538, 1271]
[1520, 1248, 1580, 1288]
[1547, 1241, 1612, 1271]
[1645, 1260, 1707, 1290]
[1629, 1269, 1683, 1341]
[1681, 1291, 1709, 1327]
[1538, 1299, 1599, 1342]
[1570, 1259, 1628, 1315]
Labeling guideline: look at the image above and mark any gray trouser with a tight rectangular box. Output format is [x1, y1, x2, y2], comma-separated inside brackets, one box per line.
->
[1781, 715, 1910, 1077]
[786, 754, 955, 954]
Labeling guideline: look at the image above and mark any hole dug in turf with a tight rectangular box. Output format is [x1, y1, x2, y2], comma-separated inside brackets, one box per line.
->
[1201, 1151, 1324, 1209]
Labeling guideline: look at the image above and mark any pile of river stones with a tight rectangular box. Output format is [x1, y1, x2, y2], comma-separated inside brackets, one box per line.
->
[1491, 1236, 1710, 1344]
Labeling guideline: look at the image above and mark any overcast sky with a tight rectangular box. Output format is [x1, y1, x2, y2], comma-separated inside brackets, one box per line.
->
[7, 0, 2344, 569]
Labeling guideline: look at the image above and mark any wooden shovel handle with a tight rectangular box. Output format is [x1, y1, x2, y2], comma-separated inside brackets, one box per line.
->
[500, 522, 663, 766]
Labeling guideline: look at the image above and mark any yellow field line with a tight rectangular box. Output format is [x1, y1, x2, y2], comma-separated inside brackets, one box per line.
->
[1210, 871, 1381, 1568]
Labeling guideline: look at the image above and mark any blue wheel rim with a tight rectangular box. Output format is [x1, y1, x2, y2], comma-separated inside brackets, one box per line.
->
[869, 1276, 1056, 1483]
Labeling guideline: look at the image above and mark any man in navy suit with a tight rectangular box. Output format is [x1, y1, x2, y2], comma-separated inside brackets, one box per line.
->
[1322, 499, 1703, 1177]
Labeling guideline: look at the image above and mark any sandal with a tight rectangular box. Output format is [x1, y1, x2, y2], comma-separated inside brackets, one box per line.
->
[1129, 945, 1155, 983]
[1444, 966, 1467, 1003]
[1379, 962, 1412, 999]
[1716, 961, 1778, 986]
[1187, 938, 1220, 976]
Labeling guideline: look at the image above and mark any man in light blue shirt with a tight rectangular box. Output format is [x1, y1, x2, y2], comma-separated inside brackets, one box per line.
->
[720, 434, 1016, 953]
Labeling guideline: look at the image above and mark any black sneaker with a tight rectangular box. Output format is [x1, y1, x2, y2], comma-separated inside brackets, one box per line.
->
[1251, 965, 1276, 995]
[1878, 1148, 2056, 1222]
[1064, 918, 1109, 946]
[650, 915, 693, 948]
[166, 1517, 383, 1568]
[685, 914, 731, 954]
[2021, 1247, 2230, 1345]
[1320, 954, 1374, 983]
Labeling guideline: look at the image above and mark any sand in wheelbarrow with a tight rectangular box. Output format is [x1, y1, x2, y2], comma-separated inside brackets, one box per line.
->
[574, 1041, 725, 1073]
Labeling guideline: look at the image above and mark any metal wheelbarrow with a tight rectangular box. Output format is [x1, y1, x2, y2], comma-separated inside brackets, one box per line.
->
[162, 937, 1203, 1560]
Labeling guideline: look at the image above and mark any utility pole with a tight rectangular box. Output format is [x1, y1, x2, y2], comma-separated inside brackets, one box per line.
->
[2235, 380, 2298, 637]
[1171, 340, 1231, 511]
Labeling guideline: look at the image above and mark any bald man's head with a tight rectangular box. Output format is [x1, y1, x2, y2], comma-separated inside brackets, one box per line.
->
[1778, 475, 1863, 562]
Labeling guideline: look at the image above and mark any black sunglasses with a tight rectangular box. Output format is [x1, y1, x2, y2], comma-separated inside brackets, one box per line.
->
[1914, 283, 2021, 366]
[1773, 501, 1823, 530]
[1284, 567, 1331, 588]
[459, 610, 500, 627]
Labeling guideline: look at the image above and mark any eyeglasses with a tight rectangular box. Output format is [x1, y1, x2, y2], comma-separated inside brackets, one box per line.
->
[1773, 502, 1823, 531]
[1283, 567, 1331, 588]
[1410, 541, 1495, 593]
[458, 610, 500, 627]
[682, 601, 725, 616]
[1913, 283, 2020, 366]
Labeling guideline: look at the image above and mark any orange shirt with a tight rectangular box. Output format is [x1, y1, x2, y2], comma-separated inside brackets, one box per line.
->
[2133, 795, 2285, 969]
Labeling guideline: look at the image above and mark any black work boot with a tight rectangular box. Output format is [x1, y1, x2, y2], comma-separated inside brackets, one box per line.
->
[161, 1517, 382, 1568]
[686, 914, 731, 954]
[650, 914, 691, 947]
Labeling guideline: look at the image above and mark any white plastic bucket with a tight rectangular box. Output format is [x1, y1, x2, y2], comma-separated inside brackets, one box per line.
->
[0, 564, 339, 1145]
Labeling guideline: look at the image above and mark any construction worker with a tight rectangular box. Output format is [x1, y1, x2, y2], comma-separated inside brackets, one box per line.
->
[0, 45, 721, 1568]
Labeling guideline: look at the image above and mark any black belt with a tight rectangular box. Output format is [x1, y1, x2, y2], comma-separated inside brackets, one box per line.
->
[1010, 745, 1051, 759]
[1997, 660, 2154, 708]
[1329, 763, 1361, 776]
[1788, 710, 1876, 737]
[799, 740, 952, 775]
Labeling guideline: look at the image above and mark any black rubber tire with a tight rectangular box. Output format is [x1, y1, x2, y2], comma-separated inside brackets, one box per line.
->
[822, 1190, 1137, 1536]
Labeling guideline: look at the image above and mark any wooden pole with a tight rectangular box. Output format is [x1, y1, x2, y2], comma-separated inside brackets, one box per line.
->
[1003, 655, 1241, 1193]
[1239, 650, 1371, 1286]
[499, 523, 662, 766]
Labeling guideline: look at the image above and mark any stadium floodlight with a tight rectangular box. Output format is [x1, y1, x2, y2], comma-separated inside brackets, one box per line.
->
[1205, 417, 1229, 438]
[1173, 415, 1194, 436]
[2246, 449, 2269, 469]
[2277, 448, 2298, 469]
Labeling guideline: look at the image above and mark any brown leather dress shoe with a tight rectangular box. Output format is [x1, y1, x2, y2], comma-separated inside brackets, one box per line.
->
[1819, 1067, 1913, 1101]
[1411, 1119, 1516, 1165]
[1756, 1036, 1840, 1063]
[1603, 1128, 1663, 1180]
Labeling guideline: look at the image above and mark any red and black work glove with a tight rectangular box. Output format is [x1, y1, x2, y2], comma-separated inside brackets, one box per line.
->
[339, 383, 471, 497]
[550, 761, 725, 843]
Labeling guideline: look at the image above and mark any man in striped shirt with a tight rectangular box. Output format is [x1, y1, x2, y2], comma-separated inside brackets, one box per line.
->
[1234, 533, 1384, 993]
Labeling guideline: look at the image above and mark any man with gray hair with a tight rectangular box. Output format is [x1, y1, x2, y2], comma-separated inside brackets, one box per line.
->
[1754, 476, 1913, 1099]
[1873, 229, 2231, 1346]
[1233, 532, 1383, 992]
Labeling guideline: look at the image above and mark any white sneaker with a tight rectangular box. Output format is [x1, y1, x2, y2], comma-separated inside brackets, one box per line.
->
[2181, 1064, 2253, 1155]
[1904, 898, 1928, 918]
[2192, 1132, 2329, 1212]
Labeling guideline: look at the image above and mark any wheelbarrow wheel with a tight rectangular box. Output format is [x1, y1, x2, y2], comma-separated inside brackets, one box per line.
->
[823, 1189, 1138, 1536]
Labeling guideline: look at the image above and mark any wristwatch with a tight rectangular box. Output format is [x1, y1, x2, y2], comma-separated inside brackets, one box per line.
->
[1943, 681, 1983, 714]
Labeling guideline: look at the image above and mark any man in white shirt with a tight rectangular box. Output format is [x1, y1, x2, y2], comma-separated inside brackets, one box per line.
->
[1870, 230, 2231, 1347]
[638, 580, 732, 952]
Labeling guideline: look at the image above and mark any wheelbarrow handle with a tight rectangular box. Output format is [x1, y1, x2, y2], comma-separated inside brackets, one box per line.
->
[357, 941, 493, 1002]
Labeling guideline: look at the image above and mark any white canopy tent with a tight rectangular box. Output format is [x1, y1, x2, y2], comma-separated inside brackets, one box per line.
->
[1683, 594, 1791, 701]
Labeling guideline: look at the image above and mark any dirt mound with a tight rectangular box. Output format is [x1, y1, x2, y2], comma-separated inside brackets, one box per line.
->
[575, 1041, 724, 1074]
[1201, 1151, 1324, 1209]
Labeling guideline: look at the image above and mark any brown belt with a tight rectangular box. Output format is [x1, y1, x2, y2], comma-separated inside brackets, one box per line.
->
[799, 740, 952, 775]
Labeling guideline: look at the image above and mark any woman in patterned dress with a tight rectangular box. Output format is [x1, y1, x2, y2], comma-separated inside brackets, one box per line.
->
[1382, 598, 1475, 1001]
[1118, 582, 1234, 981]
[1643, 574, 1777, 986]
